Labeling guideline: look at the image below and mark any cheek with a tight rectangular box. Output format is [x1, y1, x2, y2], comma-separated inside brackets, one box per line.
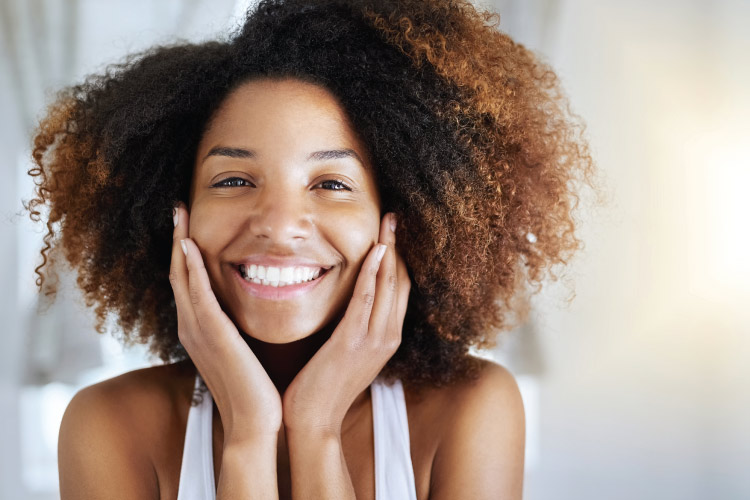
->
[188, 206, 221, 243]
[187, 204, 238, 277]
[323, 210, 380, 270]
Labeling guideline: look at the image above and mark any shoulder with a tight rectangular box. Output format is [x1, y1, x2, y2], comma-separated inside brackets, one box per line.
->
[62, 361, 193, 430]
[58, 362, 194, 499]
[428, 356, 525, 500]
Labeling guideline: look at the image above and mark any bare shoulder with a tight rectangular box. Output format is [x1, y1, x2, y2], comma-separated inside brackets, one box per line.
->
[64, 361, 194, 430]
[405, 356, 524, 434]
[89, 360, 192, 401]
[428, 356, 526, 500]
[58, 362, 194, 500]
[452, 356, 524, 407]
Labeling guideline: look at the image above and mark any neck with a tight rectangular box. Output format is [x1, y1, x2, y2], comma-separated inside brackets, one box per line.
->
[239, 324, 336, 396]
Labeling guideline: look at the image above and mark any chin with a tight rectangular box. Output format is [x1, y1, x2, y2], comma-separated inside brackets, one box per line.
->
[237, 316, 326, 344]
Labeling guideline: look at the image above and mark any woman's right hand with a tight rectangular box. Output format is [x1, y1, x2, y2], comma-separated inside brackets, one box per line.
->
[169, 202, 283, 444]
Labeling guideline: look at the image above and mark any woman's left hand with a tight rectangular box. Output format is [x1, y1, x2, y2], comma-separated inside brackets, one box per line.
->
[281, 212, 410, 436]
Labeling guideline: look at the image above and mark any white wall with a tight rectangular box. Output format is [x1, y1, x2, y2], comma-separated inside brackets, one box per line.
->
[493, 0, 750, 498]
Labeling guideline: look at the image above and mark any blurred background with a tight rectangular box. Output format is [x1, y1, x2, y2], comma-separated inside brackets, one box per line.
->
[1, 0, 748, 498]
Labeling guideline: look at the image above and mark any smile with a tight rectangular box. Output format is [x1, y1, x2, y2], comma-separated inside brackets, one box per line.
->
[233, 264, 331, 300]
[239, 263, 325, 286]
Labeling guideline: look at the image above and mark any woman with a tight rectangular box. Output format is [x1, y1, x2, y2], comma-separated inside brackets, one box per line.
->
[26, 0, 595, 498]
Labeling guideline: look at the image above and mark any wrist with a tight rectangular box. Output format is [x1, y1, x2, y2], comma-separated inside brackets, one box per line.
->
[223, 431, 279, 453]
[285, 425, 341, 447]
[283, 411, 343, 439]
[218, 434, 279, 500]
[285, 425, 354, 498]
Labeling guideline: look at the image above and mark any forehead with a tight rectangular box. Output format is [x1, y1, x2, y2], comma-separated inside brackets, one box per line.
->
[196, 78, 370, 166]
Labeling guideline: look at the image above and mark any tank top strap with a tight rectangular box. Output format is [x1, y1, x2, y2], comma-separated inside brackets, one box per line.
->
[371, 375, 418, 500]
[177, 374, 216, 500]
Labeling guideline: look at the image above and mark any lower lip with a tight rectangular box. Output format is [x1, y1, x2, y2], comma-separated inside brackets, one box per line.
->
[233, 266, 330, 300]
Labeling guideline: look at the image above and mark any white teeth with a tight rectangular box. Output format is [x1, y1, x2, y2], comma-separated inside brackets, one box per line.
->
[280, 267, 294, 283]
[240, 264, 326, 287]
[266, 267, 280, 282]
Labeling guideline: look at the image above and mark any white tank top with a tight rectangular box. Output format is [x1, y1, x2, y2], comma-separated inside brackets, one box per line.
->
[177, 375, 418, 500]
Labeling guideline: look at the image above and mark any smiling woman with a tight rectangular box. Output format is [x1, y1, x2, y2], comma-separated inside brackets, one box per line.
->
[187, 79, 383, 348]
[24, 0, 597, 499]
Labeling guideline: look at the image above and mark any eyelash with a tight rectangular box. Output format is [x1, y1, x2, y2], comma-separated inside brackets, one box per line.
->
[211, 177, 352, 191]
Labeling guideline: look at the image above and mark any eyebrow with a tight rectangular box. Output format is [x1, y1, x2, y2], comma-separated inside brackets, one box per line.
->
[203, 146, 365, 167]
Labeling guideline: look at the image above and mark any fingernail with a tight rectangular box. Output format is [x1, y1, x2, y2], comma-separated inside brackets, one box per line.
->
[390, 214, 397, 232]
[376, 244, 387, 262]
[180, 239, 187, 256]
[173, 207, 179, 227]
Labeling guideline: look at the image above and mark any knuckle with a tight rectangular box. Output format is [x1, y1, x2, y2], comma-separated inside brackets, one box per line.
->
[177, 329, 192, 348]
[366, 335, 384, 355]
[168, 270, 179, 286]
[189, 285, 201, 306]
[387, 272, 398, 292]
[400, 270, 410, 285]
[385, 336, 401, 353]
[383, 340, 399, 356]
[361, 291, 375, 308]
[201, 331, 218, 350]
[380, 343, 393, 356]
[400, 276, 412, 294]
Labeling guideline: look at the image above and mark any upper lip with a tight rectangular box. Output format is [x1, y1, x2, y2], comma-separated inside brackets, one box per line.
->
[233, 255, 333, 270]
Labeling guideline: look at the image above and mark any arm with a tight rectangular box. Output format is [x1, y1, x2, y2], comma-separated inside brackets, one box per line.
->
[217, 436, 279, 500]
[58, 384, 159, 500]
[286, 427, 356, 500]
[429, 361, 526, 500]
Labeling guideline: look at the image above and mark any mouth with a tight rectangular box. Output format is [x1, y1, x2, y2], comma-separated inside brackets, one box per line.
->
[232, 264, 333, 300]
[236, 263, 332, 286]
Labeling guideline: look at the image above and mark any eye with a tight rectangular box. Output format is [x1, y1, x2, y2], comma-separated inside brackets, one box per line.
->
[317, 179, 352, 191]
[211, 177, 252, 188]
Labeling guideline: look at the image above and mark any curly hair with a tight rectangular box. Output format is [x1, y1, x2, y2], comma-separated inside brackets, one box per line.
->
[25, 0, 598, 393]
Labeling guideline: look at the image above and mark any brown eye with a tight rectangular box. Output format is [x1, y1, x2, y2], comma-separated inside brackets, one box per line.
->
[211, 177, 253, 188]
[317, 179, 351, 191]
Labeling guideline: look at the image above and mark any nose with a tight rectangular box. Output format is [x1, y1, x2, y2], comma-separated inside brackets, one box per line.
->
[248, 186, 313, 243]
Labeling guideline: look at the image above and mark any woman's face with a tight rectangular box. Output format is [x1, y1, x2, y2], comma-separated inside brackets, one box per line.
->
[188, 78, 382, 344]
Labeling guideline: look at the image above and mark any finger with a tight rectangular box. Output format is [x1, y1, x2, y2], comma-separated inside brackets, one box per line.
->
[368, 213, 398, 344]
[395, 255, 411, 325]
[169, 203, 199, 330]
[182, 237, 236, 344]
[387, 248, 411, 349]
[339, 240, 388, 346]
